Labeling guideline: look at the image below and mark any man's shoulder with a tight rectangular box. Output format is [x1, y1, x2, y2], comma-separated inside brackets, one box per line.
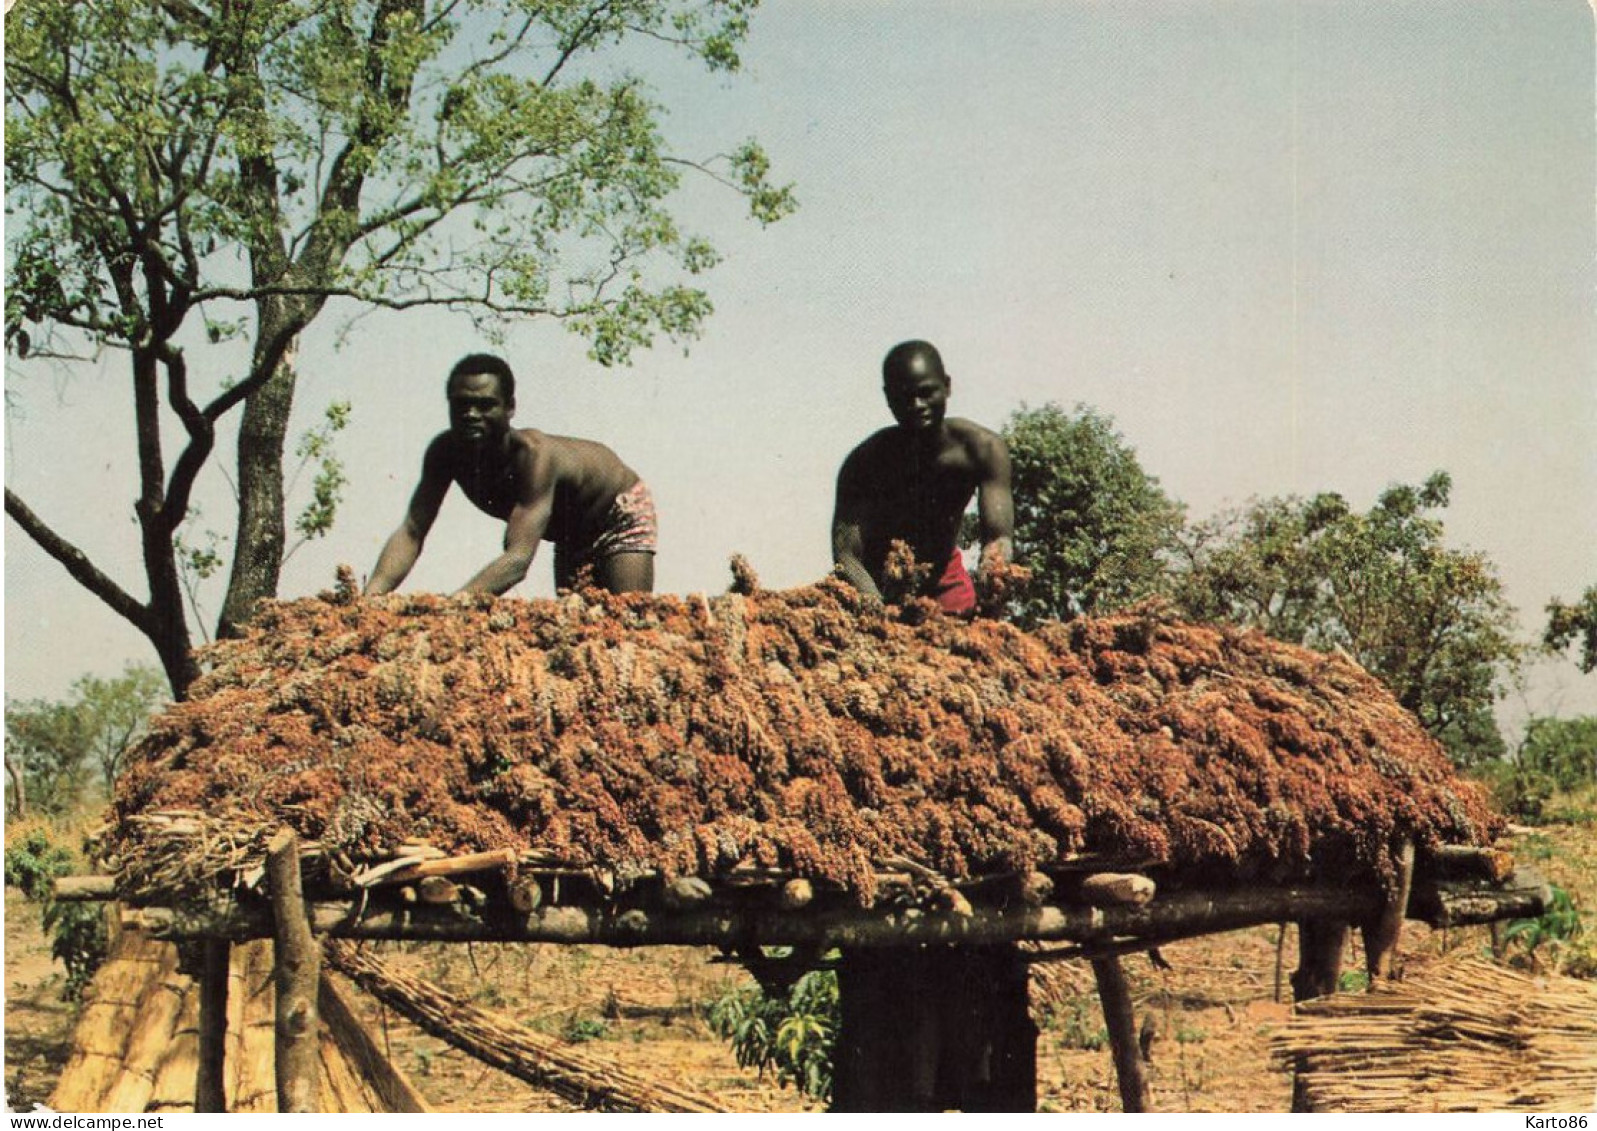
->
[946, 417, 1008, 458]
[840, 427, 900, 469]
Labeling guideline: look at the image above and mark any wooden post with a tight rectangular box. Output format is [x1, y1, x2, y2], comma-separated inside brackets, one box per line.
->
[1091, 955, 1150, 1112]
[1290, 919, 1347, 1113]
[1290, 920, 1346, 1002]
[832, 945, 1036, 1112]
[266, 828, 320, 1113]
[194, 938, 230, 1113]
[1361, 840, 1416, 983]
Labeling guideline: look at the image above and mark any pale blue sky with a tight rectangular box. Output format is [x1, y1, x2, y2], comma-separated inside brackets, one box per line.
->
[6, 1, 1595, 722]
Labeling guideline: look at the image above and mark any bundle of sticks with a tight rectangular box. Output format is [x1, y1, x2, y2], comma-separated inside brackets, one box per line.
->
[1275, 957, 1597, 1111]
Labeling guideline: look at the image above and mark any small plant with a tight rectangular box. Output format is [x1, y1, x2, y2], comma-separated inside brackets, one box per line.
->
[1337, 969, 1370, 993]
[1505, 884, 1585, 972]
[709, 966, 837, 1101]
[561, 1014, 609, 1043]
[1053, 997, 1108, 1051]
[5, 825, 108, 1000]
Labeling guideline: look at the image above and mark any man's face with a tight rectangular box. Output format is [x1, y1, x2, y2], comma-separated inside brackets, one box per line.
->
[883, 360, 950, 433]
[447, 371, 513, 446]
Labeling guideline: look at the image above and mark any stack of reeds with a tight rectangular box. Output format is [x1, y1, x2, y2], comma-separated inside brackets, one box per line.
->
[1274, 958, 1597, 1111]
[49, 933, 429, 1113]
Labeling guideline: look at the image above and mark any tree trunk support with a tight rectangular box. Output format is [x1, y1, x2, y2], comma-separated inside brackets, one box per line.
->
[1361, 840, 1416, 983]
[1289, 919, 1347, 1113]
[832, 944, 1036, 1112]
[195, 938, 230, 1113]
[1091, 954, 1151, 1112]
[267, 828, 320, 1113]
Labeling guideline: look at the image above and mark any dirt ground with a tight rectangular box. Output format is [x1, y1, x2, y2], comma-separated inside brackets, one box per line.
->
[7, 803, 1594, 1114]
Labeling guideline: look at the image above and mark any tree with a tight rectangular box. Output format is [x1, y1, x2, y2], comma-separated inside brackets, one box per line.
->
[5, 0, 794, 698]
[4, 663, 167, 814]
[1544, 586, 1597, 674]
[985, 403, 1184, 625]
[1171, 472, 1522, 767]
[1517, 715, 1597, 794]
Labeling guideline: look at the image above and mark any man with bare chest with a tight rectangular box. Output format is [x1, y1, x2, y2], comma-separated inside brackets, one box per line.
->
[365, 354, 655, 596]
[832, 340, 1014, 614]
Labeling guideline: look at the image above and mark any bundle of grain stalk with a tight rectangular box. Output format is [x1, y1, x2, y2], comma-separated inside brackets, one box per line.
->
[106, 562, 1498, 905]
[1275, 957, 1597, 1111]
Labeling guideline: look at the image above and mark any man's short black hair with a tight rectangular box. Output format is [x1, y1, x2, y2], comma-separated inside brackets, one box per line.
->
[882, 340, 946, 383]
[448, 353, 516, 403]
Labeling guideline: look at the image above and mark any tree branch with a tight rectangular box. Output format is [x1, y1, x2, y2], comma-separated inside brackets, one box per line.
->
[5, 488, 153, 636]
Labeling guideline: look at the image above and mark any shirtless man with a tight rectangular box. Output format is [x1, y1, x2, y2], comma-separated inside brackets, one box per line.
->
[832, 340, 1014, 614]
[365, 353, 655, 596]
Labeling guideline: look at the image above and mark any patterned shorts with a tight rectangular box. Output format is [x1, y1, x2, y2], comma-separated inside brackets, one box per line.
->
[555, 480, 657, 587]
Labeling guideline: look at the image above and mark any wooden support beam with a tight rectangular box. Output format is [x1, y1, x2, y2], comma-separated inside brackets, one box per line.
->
[1290, 919, 1347, 1114]
[53, 875, 117, 901]
[1407, 866, 1550, 927]
[1291, 920, 1347, 1003]
[124, 870, 1551, 949]
[266, 828, 320, 1114]
[1091, 955, 1151, 1113]
[317, 972, 431, 1112]
[1424, 844, 1515, 884]
[833, 945, 1035, 1112]
[1361, 840, 1415, 983]
[195, 938, 230, 1114]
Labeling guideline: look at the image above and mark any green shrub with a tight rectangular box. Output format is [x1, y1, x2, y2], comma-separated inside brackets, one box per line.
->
[1505, 884, 1585, 973]
[709, 966, 837, 1101]
[5, 826, 108, 999]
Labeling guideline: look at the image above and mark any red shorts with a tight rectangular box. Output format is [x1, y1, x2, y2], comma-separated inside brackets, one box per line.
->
[930, 549, 976, 615]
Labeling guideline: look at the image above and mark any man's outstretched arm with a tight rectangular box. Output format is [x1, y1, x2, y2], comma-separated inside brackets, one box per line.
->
[975, 434, 1016, 574]
[457, 448, 554, 595]
[831, 454, 883, 601]
[366, 442, 451, 595]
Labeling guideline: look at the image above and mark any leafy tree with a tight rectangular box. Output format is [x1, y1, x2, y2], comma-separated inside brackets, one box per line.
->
[6, 701, 95, 816]
[1518, 715, 1597, 794]
[985, 403, 1185, 625]
[5, 0, 794, 697]
[1171, 472, 1522, 767]
[4, 663, 168, 812]
[1544, 586, 1597, 674]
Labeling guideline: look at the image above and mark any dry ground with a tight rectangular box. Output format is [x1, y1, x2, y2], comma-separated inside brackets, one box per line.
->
[8, 794, 1595, 1113]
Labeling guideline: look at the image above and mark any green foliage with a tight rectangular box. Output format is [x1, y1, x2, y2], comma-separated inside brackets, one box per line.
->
[709, 967, 837, 1101]
[5, 828, 76, 897]
[4, 827, 110, 1000]
[1545, 586, 1597, 674]
[1518, 716, 1597, 794]
[1172, 472, 1521, 768]
[5, 0, 794, 692]
[1476, 760, 1555, 823]
[6, 664, 167, 805]
[560, 1014, 609, 1043]
[290, 400, 353, 548]
[1052, 997, 1108, 1051]
[1336, 970, 1370, 993]
[988, 403, 1185, 625]
[1505, 883, 1584, 971]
